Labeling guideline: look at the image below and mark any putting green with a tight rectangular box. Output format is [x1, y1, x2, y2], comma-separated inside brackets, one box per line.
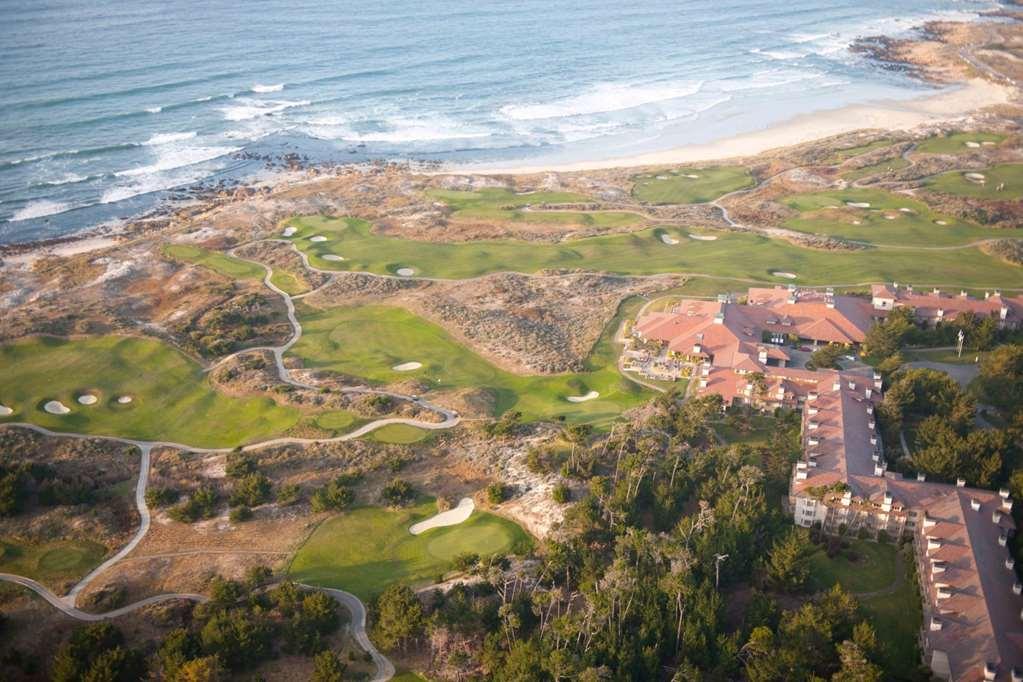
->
[924, 164, 1023, 201]
[288, 500, 531, 600]
[282, 214, 1022, 286]
[289, 299, 650, 424]
[0, 336, 300, 447]
[631, 166, 754, 204]
[163, 243, 265, 280]
[426, 188, 643, 228]
[0, 538, 107, 589]
[782, 188, 1022, 247]
[915, 132, 1005, 155]
[368, 423, 431, 444]
[841, 156, 910, 181]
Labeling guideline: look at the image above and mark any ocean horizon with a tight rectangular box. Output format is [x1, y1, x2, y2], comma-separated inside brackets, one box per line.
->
[0, 0, 1004, 244]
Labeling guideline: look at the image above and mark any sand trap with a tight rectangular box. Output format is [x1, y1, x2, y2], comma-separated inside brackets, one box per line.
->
[660, 234, 680, 245]
[852, 220, 862, 225]
[396, 267, 415, 277]
[965, 141, 981, 148]
[321, 254, 345, 262]
[566, 390, 600, 403]
[982, 141, 996, 146]
[685, 174, 700, 179]
[0, 405, 12, 417]
[392, 361, 423, 371]
[885, 215, 896, 220]
[44, 400, 70, 415]
[117, 395, 133, 404]
[689, 234, 718, 241]
[409, 498, 475, 535]
[899, 207, 915, 214]
[655, 175, 669, 180]
[77, 394, 98, 405]
[282, 226, 297, 237]
[935, 220, 948, 226]
[309, 235, 328, 242]
[965, 172, 986, 183]
[846, 202, 871, 208]
[772, 271, 798, 279]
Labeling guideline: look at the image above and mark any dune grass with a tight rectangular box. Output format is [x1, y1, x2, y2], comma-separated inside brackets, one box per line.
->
[289, 299, 649, 425]
[163, 243, 266, 280]
[0, 538, 108, 590]
[288, 499, 532, 600]
[631, 166, 754, 204]
[924, 163, 1023, 201]
[425, 188, 643, 228]
[915, 131, 1005, 155]
[282, 214, 1023, 287]
[841, 156, 910, 181]
[367, 423, 432, 444]
[0, 336, 300, 447]
[826, 139, 894, 163]
[782, 188, 1022, 247]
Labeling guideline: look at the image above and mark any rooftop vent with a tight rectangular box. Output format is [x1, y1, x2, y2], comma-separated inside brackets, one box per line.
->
[929, 617, 942, 631]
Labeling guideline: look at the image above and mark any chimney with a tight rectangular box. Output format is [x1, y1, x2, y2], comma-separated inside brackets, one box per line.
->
[842, 490, 852, 506]
[865, 388, 873, 399]
[985, 291, 991, 300]
[1007, 557, 1016, 571]
[866, 405, 874, 415]
[808, 407, 819, 415]
[848, 380, 856, 390]
[1014, 581, 1023, 596]
[1001, 307, 1009, 320]
[931, 560, 946, 575]
[826, 299, 835, 309]
[1004, 498, 1014, 513]
[993, 510, 1003, 524]
[832, 380, 841, 391]
[933, 287, 940, 296]
[795, 470, 807, 481]
[957, 478, 967, 488]
[1000, 532, 1009, 547]
[929, 617, 942, 631]
[1001, 488, 1011, 499]
[693, 343, 702, 354]
[808, 421, 819, 431]
[874, 464, 885, 476]
[917, 472, 926, 482]
[922, 514, 937, 529]
[699, 379, 708, 388]
[937, 586, 953, 600]
[985, 663, 997, 681]
[713, 313, 724, 325]
[937, 308, 944, 319]
[960, 290, 967, 298]
[1012, 668, 1023, 682]
[868, 420, 875, 431]
[927, 538, 942, 552]
[971, 498, 982, 511]
[808, 437, 819, 446]
[808, 391, 818, 401]
[870, 436, 878, 446]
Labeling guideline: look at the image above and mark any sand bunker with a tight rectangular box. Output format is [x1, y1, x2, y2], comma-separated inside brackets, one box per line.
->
[689, 234, 718, 241]
[685, 174, 700, 179]
[852, 220, 862, 225]
[396, 267, 415, 277]
[846, 202, 871, 208]
[392, 361, 423, 371]
[321, 254, 345, 261]
[884, 215, 896, 220]
[771, 271, 798, 279]
[566, 391, 600, 403]
[660, 234, 680, 245]
[282, 226, 297, 237]
[117, 395, 133, 404]
[44, 400, 70, 415]
[966, 141, 981, 148]
[0, 405, 12, 417]
[935, 220, 948, 226]
[965, 172, 986, 183]
[409, 497, 475, 535]
[899, 207, 915, 214]
[655, 175, 669, 180]
[309, 235, 328, 242]
[77, 394, 98, 405]
[982, 141, 996, 147]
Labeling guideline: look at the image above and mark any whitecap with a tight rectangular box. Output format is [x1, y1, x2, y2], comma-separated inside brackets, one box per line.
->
[220, 98, 310, 121]
[143, 131, 197, 146]
[311, 116, 492, 144]
[145, 106, 162, 114]
[10, 200, 71, 221]
[114, 144, 240, 178]
[252, 83, 284, 93]
[36, 173, 90, 187]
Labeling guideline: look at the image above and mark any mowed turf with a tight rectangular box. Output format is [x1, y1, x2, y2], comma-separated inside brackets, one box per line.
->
[840, 156, 910, 181]
[425, 188, 644, 229]
[288, 499, 531, 600]
[0, 336, 300, 447]
[782, 188, 1022, 247]
[163, 243, 266, 280]
[283, 215, 1023, 287]
[631, 166, 754, 204]
[368, 423, 432, 444]
[915, 131, 1005, 155]
[925, 163, 1023, 200]
[0, 538, 107, 590]
[289, 301, 648, 424]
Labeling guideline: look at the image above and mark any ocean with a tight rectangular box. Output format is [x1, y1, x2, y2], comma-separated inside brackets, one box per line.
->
[0, 0, 1001, 244]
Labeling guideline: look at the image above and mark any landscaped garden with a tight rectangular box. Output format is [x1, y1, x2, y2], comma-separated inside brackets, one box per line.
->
[0, 335, 300, 447]
[282, 214, 1023, 286]
[287, 499, 532, 600]
[631, 166, 754, 204]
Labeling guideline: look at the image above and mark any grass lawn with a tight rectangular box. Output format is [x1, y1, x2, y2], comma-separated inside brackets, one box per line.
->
[826, 139, 894, 163]
[0, 336, 300, 447]
[859, 550, 923, 679]
[924, 163, 1023, 201]
[713, 415, 779, 446]
[163, 243, 265, 280]
[631, 166, 754, 204]
[367, 423, 432, 444]
[290, 300, 649, 425]
[282, 215, 1023, 287]
[841, 156, 910, 181]
[269, 268, 310, 295]
[0, 538, 108, 589]
[288, 499, 532, 601]
[807, 540, 898, 594]
[903, 348, 983, 365]
[782, 188, 1021, 247]
[425, 188, 644, 229]
[915, 131, 1006, 155]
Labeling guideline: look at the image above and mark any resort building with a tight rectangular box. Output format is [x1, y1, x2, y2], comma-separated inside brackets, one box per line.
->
[871, 283, 1023, 329]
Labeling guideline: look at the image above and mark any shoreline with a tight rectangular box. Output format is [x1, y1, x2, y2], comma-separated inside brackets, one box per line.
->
[460, 78, 1013, 175]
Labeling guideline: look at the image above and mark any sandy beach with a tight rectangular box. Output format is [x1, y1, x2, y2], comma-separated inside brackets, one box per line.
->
[468, 78, 1012, 174]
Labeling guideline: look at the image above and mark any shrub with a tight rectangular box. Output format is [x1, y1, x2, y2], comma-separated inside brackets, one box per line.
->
[145, 486, 180, 508]
[310, 478, 354, 512]
[552, 483, 570, 504]
[229, 473, 272, 507]
[229, 505, 252, 523]
[486, 482, 508, 505]
[225, 451, 257, 479]
[276, 483, 301, 506]
[381, 478, 415, 507]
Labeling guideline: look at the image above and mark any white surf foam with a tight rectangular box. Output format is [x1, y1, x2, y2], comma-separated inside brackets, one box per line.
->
[143, 131, 197, 146]
[115, 144, 240, 178]
[252, 83, 285, 93]
[10, 200, 71, 221]
[307, 116, 492, 144]
[220, 98, 310, 121]
[145, 106, 163, 113]
[500, 80, 704, 120]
